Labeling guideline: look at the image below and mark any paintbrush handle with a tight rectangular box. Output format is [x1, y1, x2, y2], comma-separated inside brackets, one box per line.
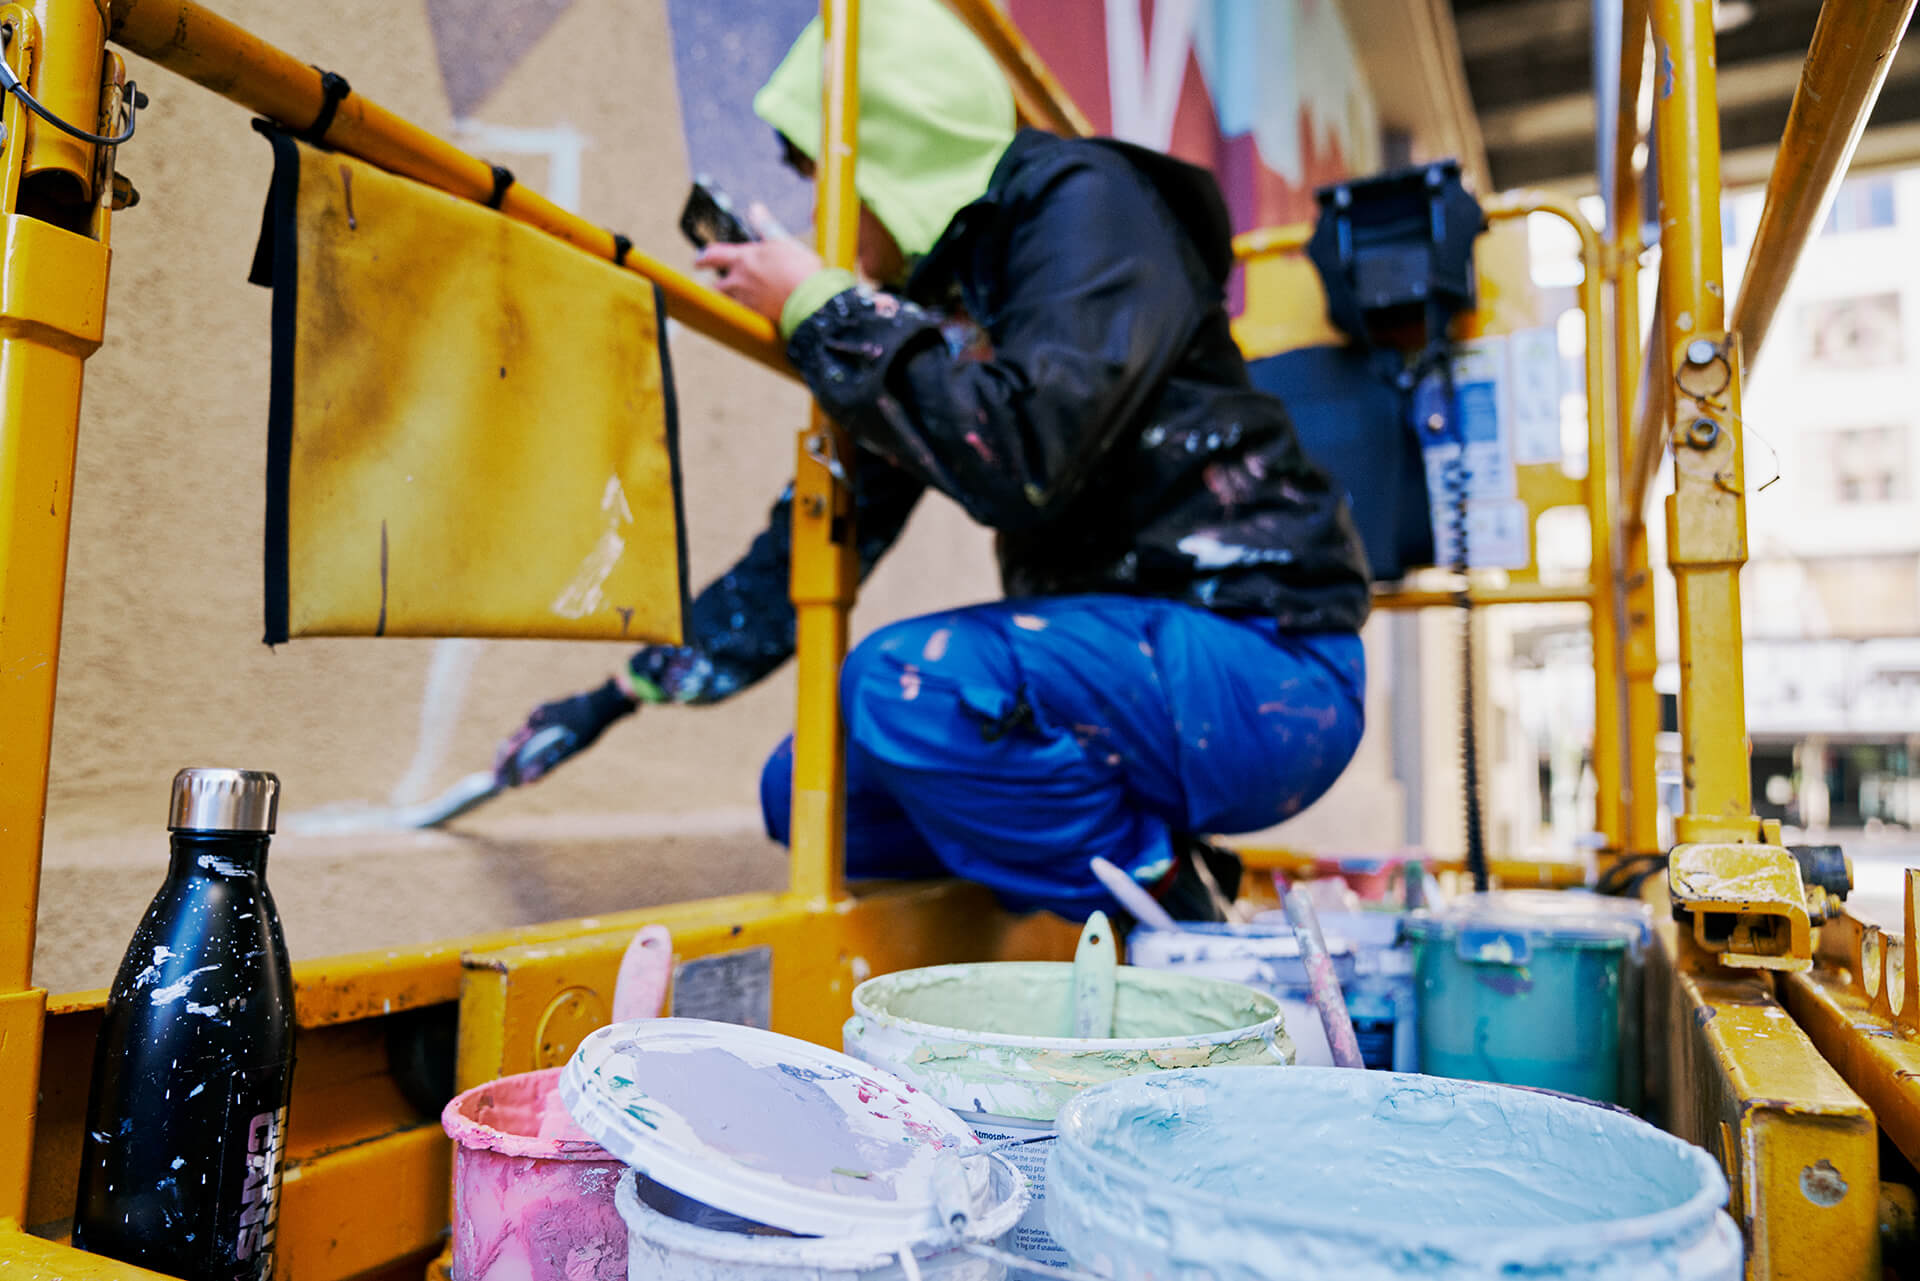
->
[1089, 856, 1180, 932]
[1069, 911, 1118, 1038]
[1283, 890, 1367, 1070]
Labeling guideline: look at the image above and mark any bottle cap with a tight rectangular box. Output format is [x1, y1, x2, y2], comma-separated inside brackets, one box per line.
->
[168, 768, 280, 833]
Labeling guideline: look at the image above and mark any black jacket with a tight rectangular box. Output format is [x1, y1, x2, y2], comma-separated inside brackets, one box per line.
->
[630, 131, 1371, 705]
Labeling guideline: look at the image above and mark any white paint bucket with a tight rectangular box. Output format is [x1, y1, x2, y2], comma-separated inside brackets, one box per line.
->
[613, 1154, 1027, 1281]
[1048, 1067, 1742, 1281]
[844, 963, 1289, 1270]
[1128, 915, 1417, 1070]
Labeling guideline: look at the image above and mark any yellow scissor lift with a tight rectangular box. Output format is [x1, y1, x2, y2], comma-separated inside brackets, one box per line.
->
[1, 0, 1917, 1277]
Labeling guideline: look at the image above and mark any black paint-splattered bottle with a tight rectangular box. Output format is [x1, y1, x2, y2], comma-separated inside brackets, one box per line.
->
[74, 769, 294, 1281]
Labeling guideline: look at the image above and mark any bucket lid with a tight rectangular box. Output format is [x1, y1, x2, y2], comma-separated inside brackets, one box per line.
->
[1405, 890, 1651, 948]
[559, 1018, 983, 1241]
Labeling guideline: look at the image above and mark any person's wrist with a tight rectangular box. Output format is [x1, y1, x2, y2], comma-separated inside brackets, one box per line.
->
[779, 267, 859, 340]
[588, 677, 639, 723]
[613, 659, 666, 706]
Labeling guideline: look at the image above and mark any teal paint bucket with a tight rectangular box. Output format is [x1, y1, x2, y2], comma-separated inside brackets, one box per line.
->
[1405, 891, 1651, 1104]
[1045, 1067, 1740, 1280]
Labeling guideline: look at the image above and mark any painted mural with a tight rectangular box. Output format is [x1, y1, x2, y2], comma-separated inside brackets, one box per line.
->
[1008, 0, 1378, 234]
[652, 0, 1378, 337]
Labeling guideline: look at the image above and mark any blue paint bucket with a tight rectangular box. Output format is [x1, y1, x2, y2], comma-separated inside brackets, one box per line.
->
[1405, 891, 1651, 1104]
[1046, 1067, 1741, 1280]
[1126, 914, 1418, 1071]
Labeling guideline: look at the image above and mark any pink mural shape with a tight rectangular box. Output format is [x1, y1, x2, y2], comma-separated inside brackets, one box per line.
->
[1009, 0, 1372, 243]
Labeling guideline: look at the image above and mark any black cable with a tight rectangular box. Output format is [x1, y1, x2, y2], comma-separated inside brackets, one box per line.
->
[1421, 301, 1489, 894]
[1596, 852, 1667, 898]
[0, 26, 141, 147]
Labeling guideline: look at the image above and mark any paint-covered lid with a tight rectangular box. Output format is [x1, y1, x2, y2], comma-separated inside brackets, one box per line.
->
[559, 1017, 985, 1241]
[1405, 890, 1650, 959]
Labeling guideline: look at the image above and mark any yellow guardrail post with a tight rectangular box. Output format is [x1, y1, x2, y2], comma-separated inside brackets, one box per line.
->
[787, 0, 861, 908]
[0, 0, 114, 1227]
[1611, 0, 1662, 856]
[1615, 221, 1663, 857]
[1647, 0, 1756, 845]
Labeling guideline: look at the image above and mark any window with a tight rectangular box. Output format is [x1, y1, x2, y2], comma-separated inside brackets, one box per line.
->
[1814, 426, 1910, 506]
[1803, 293, 1905, 368]
[1821, 177, 1897, 236]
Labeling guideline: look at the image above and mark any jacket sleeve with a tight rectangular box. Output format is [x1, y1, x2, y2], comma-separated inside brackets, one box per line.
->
[626, 454, 924, 705]
[784, 157, 1208, 531]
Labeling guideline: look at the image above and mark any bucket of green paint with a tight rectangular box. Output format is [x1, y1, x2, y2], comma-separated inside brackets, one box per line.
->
[1047, 1067, 1741, 1280]
[1406, 891, 1651, 1103]
[844, 962, 1289, 1269]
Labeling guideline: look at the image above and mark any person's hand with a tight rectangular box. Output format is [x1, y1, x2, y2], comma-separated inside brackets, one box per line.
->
[493, 679, 637, 787]
[697, 215, 823, 324]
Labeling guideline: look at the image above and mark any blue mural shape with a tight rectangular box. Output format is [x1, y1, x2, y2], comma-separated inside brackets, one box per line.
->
[665, 0, 819, 239]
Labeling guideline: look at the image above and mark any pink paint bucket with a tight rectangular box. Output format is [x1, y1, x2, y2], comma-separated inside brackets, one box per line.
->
[442, 1067, 628, 1281]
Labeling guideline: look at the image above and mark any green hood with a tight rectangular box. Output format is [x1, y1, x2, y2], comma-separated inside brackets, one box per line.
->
[754, 0, 1015, 263]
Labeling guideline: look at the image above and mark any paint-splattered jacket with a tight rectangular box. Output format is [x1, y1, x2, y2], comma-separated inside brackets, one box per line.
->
[630, 130, 1370, 704]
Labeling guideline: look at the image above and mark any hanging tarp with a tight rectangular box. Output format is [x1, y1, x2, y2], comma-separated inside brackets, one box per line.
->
[250, 126, 687, 645]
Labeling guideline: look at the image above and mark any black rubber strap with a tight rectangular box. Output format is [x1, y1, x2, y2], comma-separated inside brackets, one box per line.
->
[612, 233, 633, 267]
[300, 69, 351, 143]
[486, 164, 515, 210]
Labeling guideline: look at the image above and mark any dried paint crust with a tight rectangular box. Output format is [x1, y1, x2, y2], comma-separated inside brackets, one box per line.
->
[845, 962, 1292, 1122]
[1047, 1067, 1742, 1280]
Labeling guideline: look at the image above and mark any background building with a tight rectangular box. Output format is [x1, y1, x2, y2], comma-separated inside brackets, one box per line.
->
[1730, 170, 1920, 841]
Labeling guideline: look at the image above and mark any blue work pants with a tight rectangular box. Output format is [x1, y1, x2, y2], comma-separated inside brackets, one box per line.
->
[761, 595, 1365, 918]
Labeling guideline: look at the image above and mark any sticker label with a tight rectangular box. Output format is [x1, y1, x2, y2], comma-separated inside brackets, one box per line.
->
[670, 946, 773, 1028]
[1429, 497, 1531, 570]
[1440, 339, 1518, 500]
[1506, 327, 1564, 464]
[971, 1121, 1067, 1268]
[235, 1105, 286, 1262]
[218, 1063, 291, 1281]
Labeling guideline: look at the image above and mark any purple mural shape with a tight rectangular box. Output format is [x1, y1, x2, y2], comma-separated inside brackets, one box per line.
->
[426, 0, 578, 119]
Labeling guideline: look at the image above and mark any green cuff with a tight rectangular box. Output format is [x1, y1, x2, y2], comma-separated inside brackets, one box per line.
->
[620, 657, 668, 706]
[779, 268, 860, 340]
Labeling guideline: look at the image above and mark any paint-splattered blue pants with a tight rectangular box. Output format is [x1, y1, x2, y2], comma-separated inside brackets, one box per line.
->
[760, 596, 1365, 919]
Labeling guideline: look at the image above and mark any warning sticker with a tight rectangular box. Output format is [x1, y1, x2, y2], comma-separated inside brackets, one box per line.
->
[670, 946, 773, 1029]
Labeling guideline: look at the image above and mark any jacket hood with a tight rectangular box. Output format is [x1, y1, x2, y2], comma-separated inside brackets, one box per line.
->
[754, 0, 1015, 262]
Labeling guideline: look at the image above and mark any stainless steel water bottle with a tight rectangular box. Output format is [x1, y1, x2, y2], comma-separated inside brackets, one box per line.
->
[73, 768, 294, 1281]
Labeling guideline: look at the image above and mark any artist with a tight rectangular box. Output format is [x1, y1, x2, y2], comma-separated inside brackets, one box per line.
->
[494, 0, 1371, 923]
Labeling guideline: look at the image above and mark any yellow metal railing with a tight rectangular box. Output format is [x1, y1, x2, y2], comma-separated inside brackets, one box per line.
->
[1233, 192, 1627, 852]
[6, 0, 1918, 1272]
[106, 0, 785, 369]
[1605, 1, 1911, 1270]
[788, 0, 863, 907]
[942, 0, 1092, 137]
[0, 0, 1095, 1253]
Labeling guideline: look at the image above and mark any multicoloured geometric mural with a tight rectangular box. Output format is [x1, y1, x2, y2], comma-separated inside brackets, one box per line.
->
[1007, 0, 1378, 233]
[645, 0, 1379, 325]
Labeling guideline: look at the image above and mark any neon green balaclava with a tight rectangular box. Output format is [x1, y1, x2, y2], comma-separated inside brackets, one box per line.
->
[754, 0, 1015, 331]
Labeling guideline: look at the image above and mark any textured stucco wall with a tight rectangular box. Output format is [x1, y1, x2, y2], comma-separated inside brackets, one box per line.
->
[33, 0, 1408, 992]
[36, 0, 998, 990]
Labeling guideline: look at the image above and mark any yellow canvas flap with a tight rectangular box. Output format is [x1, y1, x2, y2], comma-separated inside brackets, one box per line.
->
[255, 128, 686, 644]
